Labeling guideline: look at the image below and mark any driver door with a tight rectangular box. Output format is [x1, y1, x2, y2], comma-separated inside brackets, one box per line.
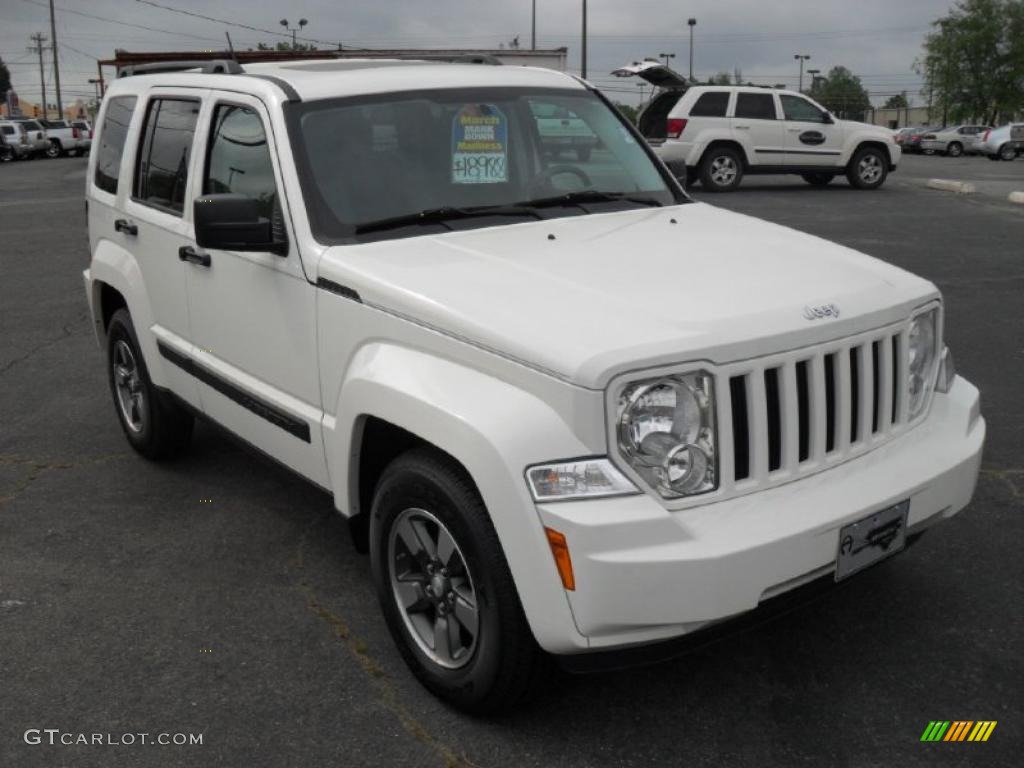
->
[780, 94, 843, 167]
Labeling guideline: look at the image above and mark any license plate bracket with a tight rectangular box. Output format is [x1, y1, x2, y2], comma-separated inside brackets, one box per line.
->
[835, 500, 909, 581]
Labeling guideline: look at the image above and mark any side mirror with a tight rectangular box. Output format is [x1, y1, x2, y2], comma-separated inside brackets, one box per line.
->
[193, 193, 287, 255]
[665, 158, 688, 188]
[821, 112, 834, 124]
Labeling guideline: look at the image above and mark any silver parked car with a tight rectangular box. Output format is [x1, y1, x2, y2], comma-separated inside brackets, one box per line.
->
[919, 124, 992, 156]
[11, 118, 51, 157]
[976, 123, 1023, 161]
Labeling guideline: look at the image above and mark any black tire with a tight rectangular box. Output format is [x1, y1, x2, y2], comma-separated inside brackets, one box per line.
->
[370, 447, 549, 714]
[0, 150, 12, 163]
[987, 153, 1001, 161]
[801, 172, 834, 187]
[45, 140, 62, 159]
[575, 146, 591, 162]
[698, 146, 744, 192]
[106, 308, 193, 459]
[946, 141, 963, 157]
[999, 144, 1016, 161]
[846, 146, 889, 190]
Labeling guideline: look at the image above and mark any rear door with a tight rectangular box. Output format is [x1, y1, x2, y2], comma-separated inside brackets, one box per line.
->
[731, 91, 784, 165]
[121, 89, 207, 407]
[779, 94, 843, 166]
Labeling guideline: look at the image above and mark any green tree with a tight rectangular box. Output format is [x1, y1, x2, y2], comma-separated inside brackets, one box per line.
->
[0, 57, 12, 96]
[612, 102, 638, 124]
[253, 41, 318, 52]
[884, 93, 909, 109]
[916, 0, 1024, 124]
[707, 71, 732, 85]
[811, 66, 871, 120]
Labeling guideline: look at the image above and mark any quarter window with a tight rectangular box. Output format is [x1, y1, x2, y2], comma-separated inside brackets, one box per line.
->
[689, 92, 729, 118]
[134, 98, 200, 214]
[780, 95, 827, 123]
[204, 105, 278, 220]
[94, 96, 137, 195]
[734, 93, 777, 120]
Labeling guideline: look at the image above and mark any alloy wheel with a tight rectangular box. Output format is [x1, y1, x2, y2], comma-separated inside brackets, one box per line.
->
[709, 155, 737, 186]
[112, 339, 145, 433]
[858, 154, 883, 184]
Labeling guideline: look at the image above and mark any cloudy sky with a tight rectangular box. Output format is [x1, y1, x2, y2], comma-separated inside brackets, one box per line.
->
[1, 0, 956, 107]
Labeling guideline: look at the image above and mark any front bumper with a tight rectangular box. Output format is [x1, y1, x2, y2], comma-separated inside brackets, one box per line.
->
[535, 376, 983, 652]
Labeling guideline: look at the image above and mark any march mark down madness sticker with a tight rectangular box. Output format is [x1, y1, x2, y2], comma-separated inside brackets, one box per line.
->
[452, 104, 508, 184]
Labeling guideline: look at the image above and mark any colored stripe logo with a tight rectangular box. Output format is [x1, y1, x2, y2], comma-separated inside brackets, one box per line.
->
[920, 721, 997, 742]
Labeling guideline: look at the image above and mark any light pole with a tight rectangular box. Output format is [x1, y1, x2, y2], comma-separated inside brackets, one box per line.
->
[806, 68, 820, 94]
[531, 0, 536, 50]
[687, 18, 696, 81]
[659, 52, 675, 69]
[637, 81, 646, 107]
[280, 18, 308, 50]
[794, 54, 811, 92]
[581, 0, 587, 79]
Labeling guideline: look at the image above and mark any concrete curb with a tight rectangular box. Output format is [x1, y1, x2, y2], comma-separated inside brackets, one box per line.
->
[1009, 191, 1024, 205]
[927, 179, 976, 195]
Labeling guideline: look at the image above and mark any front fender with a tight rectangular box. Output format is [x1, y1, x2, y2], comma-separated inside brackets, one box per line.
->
[326, 341, 593, 652]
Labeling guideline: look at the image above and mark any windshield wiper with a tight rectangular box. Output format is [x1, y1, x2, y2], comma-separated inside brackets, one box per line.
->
[514, 191, 664, 210]
[354, 205, 542, 235]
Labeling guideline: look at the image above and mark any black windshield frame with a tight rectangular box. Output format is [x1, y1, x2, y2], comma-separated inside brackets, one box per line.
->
[284, 85, 689, 245]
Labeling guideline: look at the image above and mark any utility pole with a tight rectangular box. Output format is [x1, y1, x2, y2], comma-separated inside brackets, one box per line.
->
[531, 0, 536, 50]
[794, 54, 811, 92]
[687, 18, 696, 81]
[48, 0, 63, 119]
[580, 0, 587, 79]
[28, 33, 49, 120]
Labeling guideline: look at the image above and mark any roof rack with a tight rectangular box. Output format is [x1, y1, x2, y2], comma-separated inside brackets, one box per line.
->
[117, 59, 243, 77]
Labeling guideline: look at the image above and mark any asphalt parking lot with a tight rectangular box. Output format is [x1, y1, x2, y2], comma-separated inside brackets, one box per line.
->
[1, 154, 1021, 768]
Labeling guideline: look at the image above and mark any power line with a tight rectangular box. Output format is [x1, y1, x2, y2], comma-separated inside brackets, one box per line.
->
[19, 0, 231, 45]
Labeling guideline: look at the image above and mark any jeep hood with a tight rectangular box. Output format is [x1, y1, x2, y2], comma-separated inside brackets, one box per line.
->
[318, 203, 936, 389]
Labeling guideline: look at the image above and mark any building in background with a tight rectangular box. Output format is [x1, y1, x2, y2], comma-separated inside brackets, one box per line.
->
[868, 105, 935, 129]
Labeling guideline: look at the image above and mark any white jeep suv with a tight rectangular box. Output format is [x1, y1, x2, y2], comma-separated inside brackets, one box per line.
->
[614, 61, 901, 192]
[84, 58, 982, 713]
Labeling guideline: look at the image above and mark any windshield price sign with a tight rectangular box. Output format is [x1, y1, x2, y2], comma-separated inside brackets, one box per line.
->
[452, 104, 508, 184]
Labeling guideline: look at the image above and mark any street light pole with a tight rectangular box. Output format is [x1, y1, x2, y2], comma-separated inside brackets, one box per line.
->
[806, 68, 820, 94]
[48, 0, 63, 120]
[581, 0, 587, 79]
[659, 52, 675, 69]
[280, 18, 308, 50]
[687, 18, 696, 81]
[531, 0, 536, 50]
[794, 54, 811, 92]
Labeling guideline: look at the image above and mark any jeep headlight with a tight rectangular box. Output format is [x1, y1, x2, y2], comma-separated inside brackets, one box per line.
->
[908, 307, 940, 419]
[616, 372, 717, 498]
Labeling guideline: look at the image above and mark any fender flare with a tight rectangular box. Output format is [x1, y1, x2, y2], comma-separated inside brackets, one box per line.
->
[326, 341, 593, 652]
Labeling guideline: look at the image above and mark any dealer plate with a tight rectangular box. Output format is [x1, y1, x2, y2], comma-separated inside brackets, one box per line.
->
[835, 500, 909, 581]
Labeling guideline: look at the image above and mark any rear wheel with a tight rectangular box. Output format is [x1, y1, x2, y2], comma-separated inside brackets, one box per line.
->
[370, 447, 549, 714]
[45, 140, 61, 159]
[106, 309, 193, 459]
[846, 146, 888, 190]
[801, 172, 834, 187]
[946, 141, 963, 157]
[699, 146, 744, 192]
[1000, 143, 1017, 161]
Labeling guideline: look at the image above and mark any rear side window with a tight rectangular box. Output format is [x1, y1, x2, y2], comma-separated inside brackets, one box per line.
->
[735, 93, 777, 120]
[689, 92, 729, 118]
[204, 105, 278, 220]
[94, 96, 137, 195]
[134, 98, 200, 214]
[1, 126, 14, 135]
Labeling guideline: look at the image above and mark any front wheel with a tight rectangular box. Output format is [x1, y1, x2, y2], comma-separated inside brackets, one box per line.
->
[106, 309, 193, 459]
[801, 172, 834, 187]
[699, 146, 744, 192]
[1000, 143, 1017, 161]
[370, 448, 549, 714]
[846, 147, 889, 189]
[946, 141, 963, 157]
[45, 140, 61, 159]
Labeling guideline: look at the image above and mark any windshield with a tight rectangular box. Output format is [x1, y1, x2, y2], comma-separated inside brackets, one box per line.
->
[286, 87, 682, 243]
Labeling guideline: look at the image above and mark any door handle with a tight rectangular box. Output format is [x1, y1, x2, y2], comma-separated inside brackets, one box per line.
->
[734, 124, 750, 130]
[178, 245, 211, 268]
[114, 219, 137, 236]
[787, 127, 803, 132]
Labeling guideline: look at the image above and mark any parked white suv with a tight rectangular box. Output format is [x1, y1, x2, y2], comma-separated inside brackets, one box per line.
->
[614, 61, 901, 191]
[84, 58, 983, 713]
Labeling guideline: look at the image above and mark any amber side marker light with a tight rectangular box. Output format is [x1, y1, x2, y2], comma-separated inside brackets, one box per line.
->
[545, 527, 575, 591]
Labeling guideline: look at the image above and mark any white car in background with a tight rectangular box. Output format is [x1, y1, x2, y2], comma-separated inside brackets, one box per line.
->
[613, 60, 900, 192]
[919, 125, 991, 157]
[976, 123, 1023, 161]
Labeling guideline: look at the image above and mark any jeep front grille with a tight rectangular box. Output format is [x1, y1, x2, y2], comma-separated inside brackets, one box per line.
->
[719, 324, 908, 489]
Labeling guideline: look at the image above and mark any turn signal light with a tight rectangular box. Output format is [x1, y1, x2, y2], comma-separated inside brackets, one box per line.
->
[544, 527, 575, 591]
[667, 118, 688, 138]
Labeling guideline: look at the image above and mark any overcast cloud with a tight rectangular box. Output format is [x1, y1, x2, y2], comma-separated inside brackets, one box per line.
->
[1, 0, 957, 107]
